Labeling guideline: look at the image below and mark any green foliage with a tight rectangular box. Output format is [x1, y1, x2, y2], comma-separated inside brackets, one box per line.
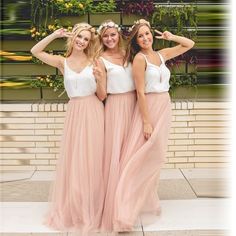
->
[169, 72, 197, 94]
[30, 20, 64, 41]
[90, 0, 116, 13]
[30, 75, 64, 91]
[152, 4, 197, 39]
[30, 1, 198, 91]
[51, 0, 92, 15]
[152, 4, 197, 89]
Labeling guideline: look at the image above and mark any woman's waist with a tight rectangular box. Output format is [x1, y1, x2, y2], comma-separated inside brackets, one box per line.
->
[69, 93, 97, 100]
[107, 90, 136, 96]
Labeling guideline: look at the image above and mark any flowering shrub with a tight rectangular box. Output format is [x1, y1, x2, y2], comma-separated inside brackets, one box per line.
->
[51, 0, 92, 15]
[30, 75, 64, 91]
[28, 0, 197, 92]
[30, 20, 73, 41]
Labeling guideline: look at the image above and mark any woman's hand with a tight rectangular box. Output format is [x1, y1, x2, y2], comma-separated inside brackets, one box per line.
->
[143, 122, 153, 140]
[154, 30, 174, 41]
[52, 28, 74, 39]
[93, 59, 104, 82]
[93, 59, 107, 101]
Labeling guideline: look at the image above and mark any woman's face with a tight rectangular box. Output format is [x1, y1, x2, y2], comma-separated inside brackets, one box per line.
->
[101, 27, 119, 49]
[73, 30, 91, 51]
[136, 25, 153, 50]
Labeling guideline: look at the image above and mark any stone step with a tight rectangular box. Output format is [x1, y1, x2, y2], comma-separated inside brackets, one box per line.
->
[0, 200, 230, 235]
[0, 169, 230, 202]
[0, 230, 229, 236]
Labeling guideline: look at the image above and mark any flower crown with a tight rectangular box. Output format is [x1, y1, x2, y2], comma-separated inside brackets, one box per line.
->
[130, 19, 151, 31]
[97, 21, 121, 35]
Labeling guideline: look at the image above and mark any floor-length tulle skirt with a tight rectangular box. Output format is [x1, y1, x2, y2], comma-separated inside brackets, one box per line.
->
[113, 92, 172, 231]
[45, 95, 105, 233]
[101, 91, 136, 232]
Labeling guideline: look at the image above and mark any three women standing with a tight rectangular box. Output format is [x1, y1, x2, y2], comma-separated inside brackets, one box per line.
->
[31, 18, 194, 234]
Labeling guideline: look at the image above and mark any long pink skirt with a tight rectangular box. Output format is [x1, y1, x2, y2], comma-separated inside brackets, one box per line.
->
[113, 92, 172, 231]
[101, 91, 136, 232]
[45, 95, 105, 233]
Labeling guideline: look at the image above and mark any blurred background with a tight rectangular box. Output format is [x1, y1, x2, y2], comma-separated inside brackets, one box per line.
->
[0, 0, 230, 101]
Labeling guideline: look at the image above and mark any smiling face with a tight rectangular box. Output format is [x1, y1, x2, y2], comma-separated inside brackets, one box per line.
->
[136, 25, 153, 50]
[101, 27, 120, 49]
[73, 30, 91, 51]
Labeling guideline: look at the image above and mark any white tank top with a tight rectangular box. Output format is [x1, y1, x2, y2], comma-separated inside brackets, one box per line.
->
[100, 57, 135, 94]
[64, 59, 97, 98]
[140, 52, 171, 93]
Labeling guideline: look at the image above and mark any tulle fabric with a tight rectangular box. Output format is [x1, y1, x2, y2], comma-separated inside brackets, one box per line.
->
[101, 91, 136, 232]
[113, 92, 172, 231]
[44, 95, 105, 234]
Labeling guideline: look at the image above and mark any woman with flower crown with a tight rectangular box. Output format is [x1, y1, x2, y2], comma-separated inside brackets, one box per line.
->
[113, 19, 195, 231]
[93, 20, 136, 232]
[31, 23, 105, 233]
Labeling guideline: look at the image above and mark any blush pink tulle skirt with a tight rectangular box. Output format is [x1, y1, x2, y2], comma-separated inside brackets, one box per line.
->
[44, 95, 105, 234]
[101, 91, 136, 232]
[113, 92, 172, 231]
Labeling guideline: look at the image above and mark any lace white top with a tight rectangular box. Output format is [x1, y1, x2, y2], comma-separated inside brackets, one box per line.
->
[64, 59, 97, 98]
[100, 57, 135, 94]
[140, 52, 171, 93]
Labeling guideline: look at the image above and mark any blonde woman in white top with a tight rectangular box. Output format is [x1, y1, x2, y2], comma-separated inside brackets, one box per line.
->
[31, 23, 105, 233]
[114, 19, 195, 231]
[93, 20, 136, 232]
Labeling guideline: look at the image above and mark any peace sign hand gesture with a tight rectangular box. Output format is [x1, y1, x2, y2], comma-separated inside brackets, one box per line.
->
[52, 28, 74, 39]
[154, 30, 174, 41]
[93, 59, 104, 82]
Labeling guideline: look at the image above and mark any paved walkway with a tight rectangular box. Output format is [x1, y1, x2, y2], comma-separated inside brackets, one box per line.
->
[0, 169, 231, 236]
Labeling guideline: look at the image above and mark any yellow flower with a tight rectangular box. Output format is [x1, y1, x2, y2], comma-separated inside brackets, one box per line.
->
[67, 26, 72, 31]
[49, 83, 53, 87]
[35, 32, 40, 36]
[46, 78, 50, 82]
[42, 32, 46, 37]
[30, 27, 36, 33]
[68, 3, 73, 7]
[65, 3, 69, 8]
[40, 78, 44, 81]
[78, 3, 84, 9]
[48, 25, 53, 30]
[31, 34, 35, 38]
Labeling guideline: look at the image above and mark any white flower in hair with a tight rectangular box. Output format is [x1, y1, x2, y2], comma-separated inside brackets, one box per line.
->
[97, 21, 121, 35]
[131, 19, 151, 30]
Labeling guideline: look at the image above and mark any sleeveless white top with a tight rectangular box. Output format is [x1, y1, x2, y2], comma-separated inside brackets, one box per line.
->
[140, 52, 171, 93]
[64, 59, 97, 98]
[100, 57, 135, 94]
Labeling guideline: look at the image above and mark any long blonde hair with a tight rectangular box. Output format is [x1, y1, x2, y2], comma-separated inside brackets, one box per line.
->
[94, 20, 125, 60]
[65, 22, 98, 60]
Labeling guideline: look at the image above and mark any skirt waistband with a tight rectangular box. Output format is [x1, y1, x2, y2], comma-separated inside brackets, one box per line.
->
[70, 94, 96, 100]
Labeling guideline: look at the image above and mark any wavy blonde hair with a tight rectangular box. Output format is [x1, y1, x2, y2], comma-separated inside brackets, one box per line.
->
[65, 22, 98, 60]
[94, 20, 125, 61]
